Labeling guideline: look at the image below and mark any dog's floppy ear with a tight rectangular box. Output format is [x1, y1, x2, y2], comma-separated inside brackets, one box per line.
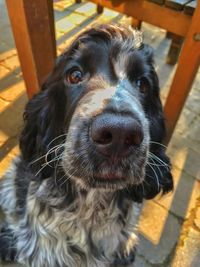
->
[20, 83, 67, 177]
[123, 44, 173, 202]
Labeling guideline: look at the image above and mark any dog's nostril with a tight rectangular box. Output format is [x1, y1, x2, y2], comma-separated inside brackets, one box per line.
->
[95, 130, 112, 145]
[125, 129, 144, 147]
[125, 134, 135, 146]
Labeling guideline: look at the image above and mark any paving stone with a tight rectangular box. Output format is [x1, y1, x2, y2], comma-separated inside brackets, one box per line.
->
[53, 0, 75, 12]
[171, 107, 197, 137]
[186, 117, 200, 143]
[0, 129, 8, 147]
[133, 254, 152, 267]
[56, 18, 76, 32]
[62, 13, 87, 25]
[172, 228, 200, 267]
[156, 62, 175, 91]
[194, 206, 200, 229]
[94, 8, 121, 23]
[0, 97, 9, 112]
[172, 116, 200, 156]
[54, 9, 71, 23]
[1, 26, 15, 53]
[0, 49, 16, 62]
[0, 80, 25, 102]
[138, 201, 180, 265]
[75, 2, 97, 17]
[185, 86, 200, 116]
[0, 64, 10, 79]
[1, 54, 21, 74]
[168, 136, 200, 180]
[0, 69, 22, 93]
[0, 93, 27, 139]
[0, 18, 15, 53]
[168, 122, 200, 154]
[0, 142, 19, 177]
[155, 167, 200, 219]
[55, 29, 66, 40]
[192, 76, 200, 91]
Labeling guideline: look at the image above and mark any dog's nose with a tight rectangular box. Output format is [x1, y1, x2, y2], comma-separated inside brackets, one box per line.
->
[90, 114, 143, 158]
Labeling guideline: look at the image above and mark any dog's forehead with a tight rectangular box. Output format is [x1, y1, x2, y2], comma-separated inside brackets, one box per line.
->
[70, 38, 144, 78]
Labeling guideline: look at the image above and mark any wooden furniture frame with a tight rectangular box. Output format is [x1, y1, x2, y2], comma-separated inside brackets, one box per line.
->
[6, 0, 56, 99]
[90, 0, 192, 36]
[164, 2, 200, 142]
[130, 0, 197, 65]
[5, 0, 200, 142]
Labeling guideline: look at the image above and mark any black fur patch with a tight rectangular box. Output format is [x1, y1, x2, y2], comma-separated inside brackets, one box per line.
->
[0, 225, 17, 262]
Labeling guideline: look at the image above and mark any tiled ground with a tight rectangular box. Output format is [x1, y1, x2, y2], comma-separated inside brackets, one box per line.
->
[0, 0, 200, 266]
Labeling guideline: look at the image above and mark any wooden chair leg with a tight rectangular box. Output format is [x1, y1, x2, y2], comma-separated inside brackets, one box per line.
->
[164, 2, 200, 144]
[131, 18, 142, 29]
[6, 0, 56, 99]
[166, 31, 172, 39]
[97, 4, 104, 14]
[166, 33, 183, 65]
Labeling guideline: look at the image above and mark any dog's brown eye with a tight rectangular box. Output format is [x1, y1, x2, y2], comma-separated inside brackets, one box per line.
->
[136, 78, 149, 94]
[66, 69, 83, 84]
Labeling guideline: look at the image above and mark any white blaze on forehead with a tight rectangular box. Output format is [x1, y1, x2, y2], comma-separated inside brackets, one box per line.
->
[74, 79, 118, 117]
[112, 28, 142, 80]
[82, 89, 114, 114]
[114, 52, 129, 80]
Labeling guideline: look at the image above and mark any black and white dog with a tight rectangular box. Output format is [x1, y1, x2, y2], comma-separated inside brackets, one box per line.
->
[0, 24, 173, 267]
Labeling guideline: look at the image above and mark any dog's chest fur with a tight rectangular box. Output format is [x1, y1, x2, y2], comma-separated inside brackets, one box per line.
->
[1, 164, 141, 267]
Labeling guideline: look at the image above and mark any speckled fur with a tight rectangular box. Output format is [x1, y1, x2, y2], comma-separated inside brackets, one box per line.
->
[0, 159, 141, 267]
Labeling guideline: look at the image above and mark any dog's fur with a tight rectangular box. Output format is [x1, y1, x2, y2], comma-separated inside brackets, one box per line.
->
[0, 24, 173, 267]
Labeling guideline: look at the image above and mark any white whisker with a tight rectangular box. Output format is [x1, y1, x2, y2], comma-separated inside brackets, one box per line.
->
[146, 162, 160, 191]
[47, 134, 67, 149]
[149, 152, 169, 168]
[149, 141, 167, 149]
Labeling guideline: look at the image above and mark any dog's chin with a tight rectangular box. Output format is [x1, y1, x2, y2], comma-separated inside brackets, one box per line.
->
[71, 174, 144, 191]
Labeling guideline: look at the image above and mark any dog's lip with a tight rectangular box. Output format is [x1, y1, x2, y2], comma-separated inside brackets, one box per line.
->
[94, 173, 126, 181]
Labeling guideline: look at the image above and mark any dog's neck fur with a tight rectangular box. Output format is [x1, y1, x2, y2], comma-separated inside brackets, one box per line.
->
[0, 158, 140, 266]
[9, 166, 140, 267]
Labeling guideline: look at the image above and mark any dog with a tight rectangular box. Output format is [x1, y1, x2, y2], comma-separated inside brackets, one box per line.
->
[0, 24, 173, 267]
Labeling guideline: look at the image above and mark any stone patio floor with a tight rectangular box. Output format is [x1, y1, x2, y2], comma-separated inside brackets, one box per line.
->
[0, 0, 200, 266]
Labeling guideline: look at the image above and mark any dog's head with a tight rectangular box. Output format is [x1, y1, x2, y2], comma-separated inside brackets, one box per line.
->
[20, 24, 173, 200]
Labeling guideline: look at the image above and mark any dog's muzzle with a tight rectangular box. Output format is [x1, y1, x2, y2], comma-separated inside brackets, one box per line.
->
[62, 79, 149, 189]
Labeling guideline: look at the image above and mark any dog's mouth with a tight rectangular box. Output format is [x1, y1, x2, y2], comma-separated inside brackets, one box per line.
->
[91, 172, 129, 189]
[62, 138, 148, 190]
[94, 172, 126, 181]
[63, 159, 146, 190]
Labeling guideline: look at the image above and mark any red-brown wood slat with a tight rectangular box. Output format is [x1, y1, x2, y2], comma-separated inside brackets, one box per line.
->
[90, 0, 192, 37]
[164, 1, 200, 142]
[147, 0, 165, 5]
[6, 0, 56, 99]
